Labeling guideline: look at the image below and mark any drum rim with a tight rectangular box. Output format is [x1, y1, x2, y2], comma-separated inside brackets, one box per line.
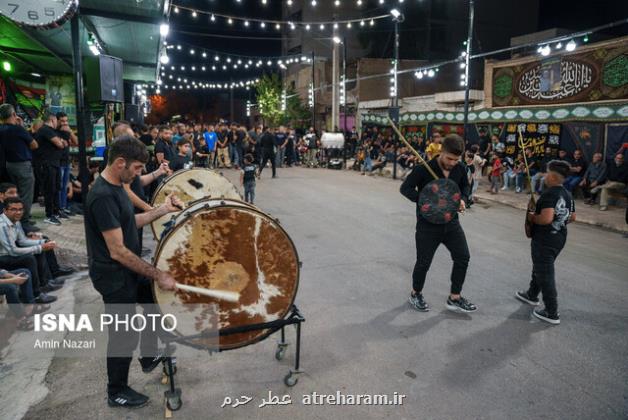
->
[149, 168, 241, 239]
[151, 203, 301, 351]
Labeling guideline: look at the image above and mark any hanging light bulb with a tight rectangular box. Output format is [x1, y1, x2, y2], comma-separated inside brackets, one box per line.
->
[210, 14, 215, 22]
[566, 40, 576, 51]
[192, 10, 197, 18]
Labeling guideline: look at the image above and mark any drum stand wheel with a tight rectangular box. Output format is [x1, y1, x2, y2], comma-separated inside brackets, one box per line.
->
[163, 356, 182, 417]
[284, 369, 302, 387]
[161, 359, 177, 385]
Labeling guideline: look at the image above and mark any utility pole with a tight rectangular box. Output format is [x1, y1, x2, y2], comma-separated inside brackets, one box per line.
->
[331, 32, 339, 131]
[462, 0, 475, 141]
[70, 15, 89, 207]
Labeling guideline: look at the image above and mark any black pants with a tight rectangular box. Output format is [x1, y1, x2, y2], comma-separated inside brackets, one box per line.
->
[0, 253, 52, 296]
[99, 272, 160, 395]
[412, 220, 470, 295]
[259, 150, 276, 177]
[38, 162, 60, 217]
[526, 237, 565, 315]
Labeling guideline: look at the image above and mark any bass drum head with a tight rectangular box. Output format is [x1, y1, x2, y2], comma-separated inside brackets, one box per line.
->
[153, 202, 300, 351]
[418, 178, 462, 224]
[150, 169, 241, 239]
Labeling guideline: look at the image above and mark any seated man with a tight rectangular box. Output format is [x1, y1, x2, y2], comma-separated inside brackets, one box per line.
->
[579, 152, 606, 205]
[0, 197, 61, 303]
[0, 182, 74, 278]
[591, 154, 628, 211]
[564, 149, 587, 193]
[0, 268, 49, 330]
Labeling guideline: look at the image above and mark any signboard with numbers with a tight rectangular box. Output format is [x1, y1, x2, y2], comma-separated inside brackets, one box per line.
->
[504, 122, 561, 158]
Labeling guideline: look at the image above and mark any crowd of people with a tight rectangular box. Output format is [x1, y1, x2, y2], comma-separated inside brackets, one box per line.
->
[1, 102, 627, 330]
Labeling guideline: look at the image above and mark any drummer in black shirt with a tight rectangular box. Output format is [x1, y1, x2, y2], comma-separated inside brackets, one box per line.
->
[516, 160, 576, 325]
[400, 134, 477, 313]
[85, 135, 182, 408]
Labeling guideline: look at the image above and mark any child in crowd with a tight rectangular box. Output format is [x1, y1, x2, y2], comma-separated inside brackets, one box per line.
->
[195, 136, 210, 168]
[240, 154, 257, 204]
[169, 139, 192, 172]
[490, 152, 502, 194]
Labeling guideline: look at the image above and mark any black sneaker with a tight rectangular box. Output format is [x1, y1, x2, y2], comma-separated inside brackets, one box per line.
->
[35, 293, 57, 304]
[40, 283, 63, 293]
[56, 212, 69, 219]
[49, 278, 65, 286]
[515, 291, 540, 306]
[533, 308, 560, 325]
[44, 216, 61, 226]
[408, 292, 429, 312]
[53, 267, 75, 278]
[61, 208, 76, 216]
[446, 296, 478, 313]
[107, 386, 149, 408]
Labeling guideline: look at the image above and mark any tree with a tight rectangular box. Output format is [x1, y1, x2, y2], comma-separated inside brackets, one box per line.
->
[255, 74, 283, 126]
[282, 86, 310, 129]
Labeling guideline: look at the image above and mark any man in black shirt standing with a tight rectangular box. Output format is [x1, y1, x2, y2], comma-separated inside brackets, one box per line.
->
[56, 112, 77, 218]
[35, 113, 67, 226]
[259, 126, 277, 178]
[85, 135, 182, 408]
[516, 160, 575, 325]
[0, 104, 39, 230]
[400, 134, 477, 313]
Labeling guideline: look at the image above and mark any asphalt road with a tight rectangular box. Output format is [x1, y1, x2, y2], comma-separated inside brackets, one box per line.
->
[22, 166, 628, 420]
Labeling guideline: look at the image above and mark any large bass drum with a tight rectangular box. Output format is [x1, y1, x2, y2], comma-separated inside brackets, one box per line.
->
[150, 168, 241, 239]
[152, 199, 300, 350]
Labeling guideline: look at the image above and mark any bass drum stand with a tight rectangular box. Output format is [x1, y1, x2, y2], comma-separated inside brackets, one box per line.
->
[159, 305, 305, 416]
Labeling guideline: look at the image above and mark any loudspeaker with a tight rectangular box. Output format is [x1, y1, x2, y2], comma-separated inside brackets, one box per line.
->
[85, 55, 124, 103]
[124, 104, 143, 125]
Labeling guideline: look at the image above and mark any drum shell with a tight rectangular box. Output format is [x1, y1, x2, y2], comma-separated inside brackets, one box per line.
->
[152, 201, 300, 351]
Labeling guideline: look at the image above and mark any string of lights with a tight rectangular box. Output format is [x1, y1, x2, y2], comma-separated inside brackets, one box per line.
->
[170, 3, 389, 30]
[160, 42, 313, 71]
[160, 76, 260, 91]
[216, 0, 406, 7]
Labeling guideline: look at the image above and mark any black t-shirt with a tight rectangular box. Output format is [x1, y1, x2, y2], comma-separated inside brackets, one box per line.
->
[57, 129, 71, 165]
[236, 130, 246, 148]
[532, 186, 574, 247]
[129, 175, 147, 204]
[35, 125, 63, 165]
[243, 164, 257, 182]
[261, 132, 276, 152]
[0, 124, 33, 162]
[568, 157, 587, 177]
[400, 158, 470, 224]
[85, 176, 140, 284]
[139, 134, 153, 146]
[169, 154, 190, 172]
[154, 138, 175, 163]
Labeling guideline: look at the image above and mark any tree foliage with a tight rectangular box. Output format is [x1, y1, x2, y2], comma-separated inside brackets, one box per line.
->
[255, 74, 283, 126]
[255, 73, 310, 128]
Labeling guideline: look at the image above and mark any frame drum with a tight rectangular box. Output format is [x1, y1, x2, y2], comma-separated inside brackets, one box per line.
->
[150, 169, 241, 239]
[152, 199, 300, 350]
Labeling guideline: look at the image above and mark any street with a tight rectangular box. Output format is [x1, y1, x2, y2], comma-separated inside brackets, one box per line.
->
[18, 166, 628, 420]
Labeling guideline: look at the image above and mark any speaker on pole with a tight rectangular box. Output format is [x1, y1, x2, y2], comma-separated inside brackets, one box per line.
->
[85, 55, 124, 103]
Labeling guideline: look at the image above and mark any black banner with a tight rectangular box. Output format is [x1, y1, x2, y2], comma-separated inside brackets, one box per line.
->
[504, 122, 561, 158]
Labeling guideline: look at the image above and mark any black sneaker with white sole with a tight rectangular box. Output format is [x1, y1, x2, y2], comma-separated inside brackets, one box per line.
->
[44, 216, 61, 226]
[533, 308, 560, 325]
[446, 296, 477, 313]
[107, 386, 149, 408]
[408, 293, 429, 312]
[515, 291, 540, 306]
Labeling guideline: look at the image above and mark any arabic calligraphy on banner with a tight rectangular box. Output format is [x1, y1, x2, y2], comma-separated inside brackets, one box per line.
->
[504, 122, 561, 158]
[492, 39, 628, 106]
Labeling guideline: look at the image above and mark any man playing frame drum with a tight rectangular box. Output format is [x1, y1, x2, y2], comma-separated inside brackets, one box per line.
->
[84, 135, 183, 408]
[400, 134, 477, 313]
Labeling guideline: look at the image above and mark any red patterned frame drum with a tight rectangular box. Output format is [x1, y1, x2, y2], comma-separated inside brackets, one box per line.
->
[417, 179, 462, 224]
[152, 199, 300, 350]
[150, 169, 241, 239]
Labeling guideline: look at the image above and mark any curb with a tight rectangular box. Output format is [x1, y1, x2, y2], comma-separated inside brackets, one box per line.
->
[475, 193, 628, 234]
